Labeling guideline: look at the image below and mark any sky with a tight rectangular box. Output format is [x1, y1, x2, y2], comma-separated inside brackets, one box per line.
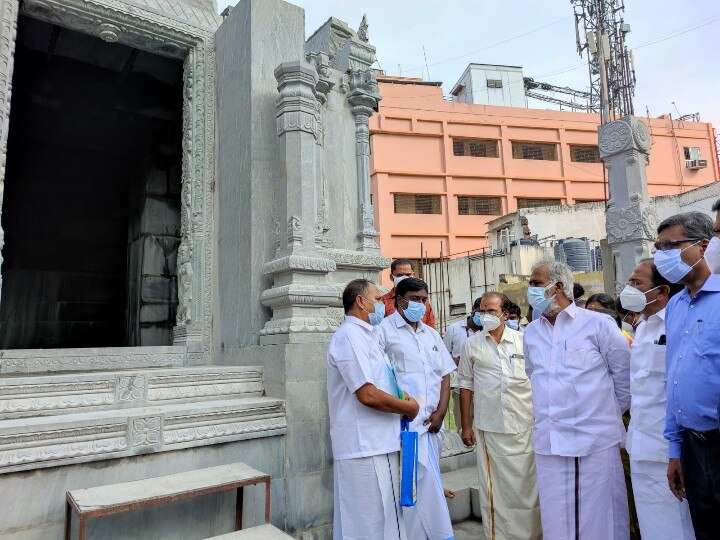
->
[217, 0, 720, 132]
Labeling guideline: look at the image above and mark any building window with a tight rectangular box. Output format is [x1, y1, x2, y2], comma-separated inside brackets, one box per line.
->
[457, 196, 502, 215]
[452, 138, 499, 158]
[511, 142, 558, 161]
[683, 147, 701, 160]
[394, 194, 442, 214]
[516, 198, 563, 209]
[487, 79, 503, 88]
[569, 145, 601, 163]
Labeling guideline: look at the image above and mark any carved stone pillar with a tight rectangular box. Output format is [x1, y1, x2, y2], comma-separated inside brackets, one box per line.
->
[259, 61, 339, 344]
[599, 116, 658, 291]
[347, 70, 381, 252]
[0, 0, 19, 305]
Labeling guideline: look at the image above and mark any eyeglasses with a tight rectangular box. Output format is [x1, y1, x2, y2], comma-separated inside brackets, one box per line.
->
[653, 238, 700, 252]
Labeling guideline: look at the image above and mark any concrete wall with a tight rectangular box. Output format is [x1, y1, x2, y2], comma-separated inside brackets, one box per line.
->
[370, 76, 719, 287]
[0, 436, 286, 540]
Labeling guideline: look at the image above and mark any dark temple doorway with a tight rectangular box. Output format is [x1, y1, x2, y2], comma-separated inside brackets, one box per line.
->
[0, 16, 183, 349]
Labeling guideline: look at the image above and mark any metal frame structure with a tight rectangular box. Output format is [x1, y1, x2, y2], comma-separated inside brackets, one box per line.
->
[572, 0, 636, 122]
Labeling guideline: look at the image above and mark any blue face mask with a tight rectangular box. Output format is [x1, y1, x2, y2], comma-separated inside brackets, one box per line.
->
[506, 319, 520, 331]
[654, 241, 701, 284]
[472, 312, 483, 328]
[401, 300, 427, 323]
[527, 283, 556, 314]
[361, 297, 385, 326]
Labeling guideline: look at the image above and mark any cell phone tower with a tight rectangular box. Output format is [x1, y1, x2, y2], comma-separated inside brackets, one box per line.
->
[572, 0, 636, 123]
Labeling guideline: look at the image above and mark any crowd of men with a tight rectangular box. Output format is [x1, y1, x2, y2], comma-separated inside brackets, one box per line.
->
[326, 204, 720, 540]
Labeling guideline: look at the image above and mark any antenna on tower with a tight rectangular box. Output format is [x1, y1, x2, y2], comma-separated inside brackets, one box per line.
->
[572, 0, 636, 123]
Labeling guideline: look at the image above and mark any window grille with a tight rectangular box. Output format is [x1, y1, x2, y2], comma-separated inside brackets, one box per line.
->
[457, 196, 502, 215]
[516, 198, 562, 209]
[487, 79, 503, 88]
[393, 194, 442, 214]
[511, 142, 557, 161]
[569, 145, 601, 163]
[452, 138, 499, 158]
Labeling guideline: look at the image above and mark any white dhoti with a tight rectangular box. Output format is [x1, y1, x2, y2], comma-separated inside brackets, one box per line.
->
[630, 460, 695, 540]
[476, 428, 542, 540]
[333, 452, 406, 540]
[535, 444, 629, 540]
[402, 431, 454, 540]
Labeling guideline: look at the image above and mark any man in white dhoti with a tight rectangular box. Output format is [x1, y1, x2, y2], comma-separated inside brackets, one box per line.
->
[328, 279, 420, 540]
[619, 259, 695, 539]
[524, 261, 631, 540]
[376, 277, 456, 540]
[458, 292, 541, 540]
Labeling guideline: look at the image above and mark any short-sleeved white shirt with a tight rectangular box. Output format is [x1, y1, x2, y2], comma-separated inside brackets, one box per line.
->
[375, 311, 457, 434]
[327, 316, 401, 461]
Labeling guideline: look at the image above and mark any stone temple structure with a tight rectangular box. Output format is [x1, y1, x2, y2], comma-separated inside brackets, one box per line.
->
[0, 0, 421, 537]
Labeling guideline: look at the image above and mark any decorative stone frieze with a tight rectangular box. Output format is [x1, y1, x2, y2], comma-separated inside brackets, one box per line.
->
[600, 116, 654, 291]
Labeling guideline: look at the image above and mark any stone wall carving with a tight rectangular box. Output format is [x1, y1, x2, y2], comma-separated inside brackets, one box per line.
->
[0, 0, 218, 360]
[0, 0, 18, 306]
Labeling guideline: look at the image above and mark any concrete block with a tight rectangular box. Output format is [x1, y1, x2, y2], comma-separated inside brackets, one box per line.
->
[140, 304, 172, 323]
[285, 472, 333, 533]
[140, 325, 173, 346]
[139, 196, 181, 236]
[443, 466, 479, 524]
[470, 486, 483, 520]
[139, 235, 179, 276]
[142, 276, 178, 303]
[285, 380, 327, 422]
[447, 486, 472, 524]
[285, 420, 326, 476]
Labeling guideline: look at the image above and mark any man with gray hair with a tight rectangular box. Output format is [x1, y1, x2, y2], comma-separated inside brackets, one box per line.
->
[654, 211, 720, 539]
[523, 261, 631, 539]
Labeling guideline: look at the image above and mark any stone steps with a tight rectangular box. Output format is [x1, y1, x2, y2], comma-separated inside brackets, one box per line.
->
[0, 345, 188, 374]
[0, 396, 287, 475]
[0, 366, 264, 419]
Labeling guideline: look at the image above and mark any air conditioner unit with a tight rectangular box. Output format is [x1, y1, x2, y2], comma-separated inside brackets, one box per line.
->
[686, 159, 707, 170]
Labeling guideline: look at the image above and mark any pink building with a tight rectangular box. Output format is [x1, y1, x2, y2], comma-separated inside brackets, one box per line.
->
[369, 74, 719, 282]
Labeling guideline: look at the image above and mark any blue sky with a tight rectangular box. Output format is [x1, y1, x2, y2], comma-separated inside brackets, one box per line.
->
[217, 0, 720, 134]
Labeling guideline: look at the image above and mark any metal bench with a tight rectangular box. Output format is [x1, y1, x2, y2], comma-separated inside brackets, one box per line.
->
[206, 524, 294, 539]
[65, 463, 271, 540]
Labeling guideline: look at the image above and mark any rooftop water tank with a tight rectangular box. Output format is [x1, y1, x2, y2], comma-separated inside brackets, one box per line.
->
[554, 237, 592, 272]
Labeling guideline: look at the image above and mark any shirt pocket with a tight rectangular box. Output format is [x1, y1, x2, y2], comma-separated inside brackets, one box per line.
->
[425, 347, 444, 376]
[393, 351, 424, 374]
[509, 353, 528, 379]
[650, 344, 667, 381]
[562, 338, 594, 370]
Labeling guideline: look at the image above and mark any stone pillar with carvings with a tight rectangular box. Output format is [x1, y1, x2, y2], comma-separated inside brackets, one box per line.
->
[0, 0, 19, 305]
[347, 70, 381, 252]
[259, 61, 339, 344]
[599, 116, 658, 291]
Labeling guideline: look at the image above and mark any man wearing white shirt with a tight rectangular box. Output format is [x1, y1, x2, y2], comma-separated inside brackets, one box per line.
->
[442, 297, 482, 430]
[328, 279, 420, 540]
[376, 277, 456, 540]
[524, 261, 631, 540]
[620, 259, 695, 539]
[458, 292, 541, 540]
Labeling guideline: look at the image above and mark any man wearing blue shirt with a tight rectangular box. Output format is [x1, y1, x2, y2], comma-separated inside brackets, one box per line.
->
[654, 212, 720, 540]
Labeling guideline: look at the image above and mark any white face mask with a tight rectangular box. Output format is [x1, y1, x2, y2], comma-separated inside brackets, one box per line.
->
[481, 314, 502, 332]
[619, 284, 659, 312]
[393, 275, 409, 287]
[706, 236, 720, 274]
